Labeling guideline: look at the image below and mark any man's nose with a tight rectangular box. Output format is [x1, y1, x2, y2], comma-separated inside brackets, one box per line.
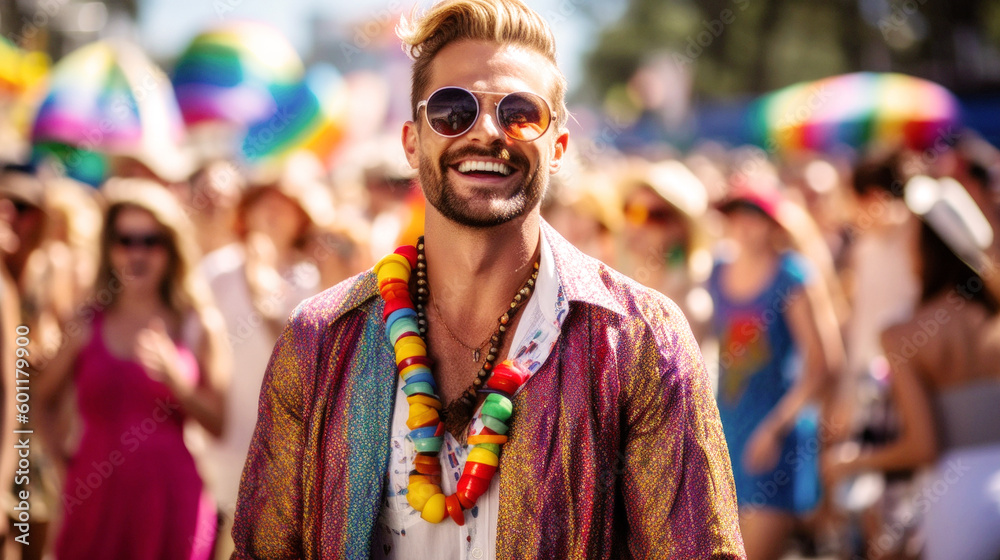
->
[464, 106, 508, 143]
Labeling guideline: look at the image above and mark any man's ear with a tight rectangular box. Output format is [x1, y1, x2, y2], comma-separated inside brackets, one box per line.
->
[548, 130, 569, 175]
[402, 121, 420, 169]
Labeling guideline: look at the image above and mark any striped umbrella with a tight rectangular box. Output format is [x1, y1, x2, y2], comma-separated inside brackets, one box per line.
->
[242, 64, 349, 169]
[30, 40, 190, 183]
[747, 72, 961, 154]
[171, 21, 304, 127]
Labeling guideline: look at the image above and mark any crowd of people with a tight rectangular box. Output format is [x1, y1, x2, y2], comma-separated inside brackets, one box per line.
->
[2, 13, 1000, 560]
[0, 128, 996, 559]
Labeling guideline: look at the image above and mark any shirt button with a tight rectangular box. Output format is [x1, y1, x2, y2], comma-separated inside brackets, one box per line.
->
[471, 547, 483, 559]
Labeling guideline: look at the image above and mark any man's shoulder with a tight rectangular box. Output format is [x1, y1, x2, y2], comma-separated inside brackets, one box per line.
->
[287, 269, 379, 331]
[552, 238, 688, 341]
[548, 231, 682, 321]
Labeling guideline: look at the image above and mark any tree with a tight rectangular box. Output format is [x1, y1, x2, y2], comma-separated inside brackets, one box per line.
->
[583, 0, 1000, 105]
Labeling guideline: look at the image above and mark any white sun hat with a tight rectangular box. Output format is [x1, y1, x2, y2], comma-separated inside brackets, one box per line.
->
[905, 174, 994, 275]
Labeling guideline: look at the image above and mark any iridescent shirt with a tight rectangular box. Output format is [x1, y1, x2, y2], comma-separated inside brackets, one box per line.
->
[232, 222, 746, 559]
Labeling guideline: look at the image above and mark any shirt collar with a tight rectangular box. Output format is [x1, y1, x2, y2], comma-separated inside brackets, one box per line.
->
[540, 219, 628, 317]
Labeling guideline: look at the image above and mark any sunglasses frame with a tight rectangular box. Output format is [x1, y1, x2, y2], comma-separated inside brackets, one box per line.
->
[416, 86, 556, 142]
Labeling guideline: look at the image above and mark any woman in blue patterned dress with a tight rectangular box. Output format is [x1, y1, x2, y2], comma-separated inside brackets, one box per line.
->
[708, 186, 843, 560]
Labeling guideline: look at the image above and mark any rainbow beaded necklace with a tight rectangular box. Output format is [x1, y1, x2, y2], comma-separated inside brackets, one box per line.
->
[374, 240, 533, 525]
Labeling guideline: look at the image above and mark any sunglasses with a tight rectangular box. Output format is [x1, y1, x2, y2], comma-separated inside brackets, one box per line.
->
[624, 203, 680, 227]
[416, 86, 555, 142]
[113, 232, 168, 249]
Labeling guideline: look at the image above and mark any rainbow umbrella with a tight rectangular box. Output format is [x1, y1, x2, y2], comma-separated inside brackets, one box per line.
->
[242, 64, 349, 169]
[31, 143, 108, 187]
[30, 40, 190, 183]
[746, 72, 961, 154]
[172, 21, 305, 127]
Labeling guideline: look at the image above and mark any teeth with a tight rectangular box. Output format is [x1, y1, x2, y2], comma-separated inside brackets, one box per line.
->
[457, 160, 512, 176]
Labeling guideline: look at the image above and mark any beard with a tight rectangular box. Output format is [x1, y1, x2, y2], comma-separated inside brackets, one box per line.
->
[418, 142, 547, 229]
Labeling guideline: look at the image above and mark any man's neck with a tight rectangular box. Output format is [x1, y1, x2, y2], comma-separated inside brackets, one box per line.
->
[422, 209, 542, 330]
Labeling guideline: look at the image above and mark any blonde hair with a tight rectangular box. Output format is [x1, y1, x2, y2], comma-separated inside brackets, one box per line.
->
[397, 0, 568, 129]
[97, 178, 210, 317]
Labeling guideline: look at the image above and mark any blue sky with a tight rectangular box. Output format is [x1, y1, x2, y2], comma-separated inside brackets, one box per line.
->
[138, 0, 624, 86]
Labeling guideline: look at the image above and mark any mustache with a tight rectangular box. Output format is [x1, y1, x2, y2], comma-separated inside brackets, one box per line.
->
[442, 144, 529, 171]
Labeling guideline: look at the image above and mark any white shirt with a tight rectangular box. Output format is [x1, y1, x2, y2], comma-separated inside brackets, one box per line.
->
[370, 231, 567, 560]
[194, 244, 320, 516]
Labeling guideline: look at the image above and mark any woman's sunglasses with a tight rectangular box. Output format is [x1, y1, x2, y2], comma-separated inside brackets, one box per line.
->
[624, 203, 681, 227]
[113, 232, 168, 249]
[416, 86, 555, 142]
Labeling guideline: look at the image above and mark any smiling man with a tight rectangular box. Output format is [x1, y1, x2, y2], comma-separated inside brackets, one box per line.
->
[231, 1, 744, 558]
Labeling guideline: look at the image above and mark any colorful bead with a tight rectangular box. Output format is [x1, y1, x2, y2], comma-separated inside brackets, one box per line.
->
[385, 307, 418, 328]
[395, 343, 427, 364]
[474, 443, 501, 456]
[393, 334, 426, 352]
[376, 253, 411, 274]
[457, 474, 490, 500]
[413, 454, 442, 474]
[405, 482, 440, 511]
[409, 426, 438, 439]
[484, 375, 518, 394]
[388, 319, 420, 342]
[463, 460, 497, 480]
[480, 414, 509, 434]
[381, 284, 411, 301]
[466, 434, 508, 445]
[375, 262, 410, 283]
[445, 494, 465, 525]
[457, 491, 476, 510]
[399, 362, 432, 380]
[406, 404, 439, 429]
[394, 245, 418, 268]
[491, 362, 528, 384]
[481, 395, 512, 421]
[401, 382, 436, 397]
[420, 493, 447, 523]
[408, 472, 440, 486]
[406, 394, 442, 410]
[413, 436, 444, 453]
[379, 239, 536, 525]
[466, 446, 499, 467]
[378, 276, 408, 290]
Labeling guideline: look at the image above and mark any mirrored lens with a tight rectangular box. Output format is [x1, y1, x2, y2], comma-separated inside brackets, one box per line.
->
[498, 92, 550, 141]
[425, 87, 479, 137]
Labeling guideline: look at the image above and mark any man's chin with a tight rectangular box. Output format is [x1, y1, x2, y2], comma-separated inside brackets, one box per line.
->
[433, 202, 526, 229]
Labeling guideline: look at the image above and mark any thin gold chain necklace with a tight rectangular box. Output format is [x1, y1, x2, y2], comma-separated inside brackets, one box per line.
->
[413, 237, 538, 437]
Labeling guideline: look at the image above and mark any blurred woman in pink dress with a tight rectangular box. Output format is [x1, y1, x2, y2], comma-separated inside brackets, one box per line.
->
[39, 179, 229, 559]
